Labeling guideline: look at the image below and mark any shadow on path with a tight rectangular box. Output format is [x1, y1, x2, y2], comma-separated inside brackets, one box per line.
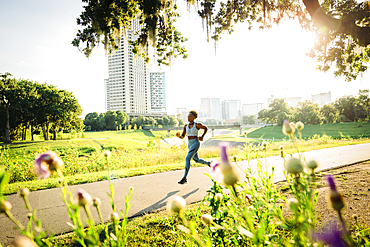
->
[133, 188, 200, 217]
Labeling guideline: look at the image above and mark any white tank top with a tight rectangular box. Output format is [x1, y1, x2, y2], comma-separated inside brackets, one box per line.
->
[186, 122, 199, 136]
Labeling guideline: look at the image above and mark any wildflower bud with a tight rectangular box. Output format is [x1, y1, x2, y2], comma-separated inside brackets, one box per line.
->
[77, 189, 92, 207]
[326, 175, 345, 211]
[27, 213, 33, 219]
[111, 212, 119, 221]
[282, 120, 295, 136]
[103, 150, 111, 158]
[279, 145, 284, 150]
[35, 151, 63, 179]
[295, 121, 304, 131]
[19, 188, 30, 198]
[280, 150, 285, 158]
[219, 142, 230, 163]
[11, 236, 38, 247]
[286, 158, 303, 174]
[223, 169, 239, 186]
[330, 191, 344, 211]
[352, 214, 358, 221]
[307, 160, 318, 170]
[0, 200, 12, 213]
[287, 198, 299, 211]
[262, 141, 268, 148]
[167, 196, 186, 214]
[215, 193, 223, 202]
[201, 214, 213, 225]
[93, 198, 101, 207]
[245, 194, 252, 202]
[232, 155, 238, 162]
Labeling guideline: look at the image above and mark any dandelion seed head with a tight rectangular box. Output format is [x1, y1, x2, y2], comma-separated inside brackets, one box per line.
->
[0, 200, 12, 213]
[167, 196, 186, 214]
[201, 214, 213, 225]
[286, 158, 303, 174]
[77, 189, 92, 207]
[19, 188, 30, 198]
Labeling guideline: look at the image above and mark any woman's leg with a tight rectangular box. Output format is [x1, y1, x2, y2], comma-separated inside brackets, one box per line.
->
[183, 139, 200, 178]
[192, 151, 210, 166]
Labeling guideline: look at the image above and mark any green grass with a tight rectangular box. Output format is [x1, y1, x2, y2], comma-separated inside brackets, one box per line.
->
[243, 122, 370, 140]
[1, 125, 369, 195]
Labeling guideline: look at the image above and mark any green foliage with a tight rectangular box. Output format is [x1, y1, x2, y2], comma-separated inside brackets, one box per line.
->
[72, 0, 370, 80]
[0, 73, 83, 143]
[259, 91, 370, 125]
[243, 115, 257, 125]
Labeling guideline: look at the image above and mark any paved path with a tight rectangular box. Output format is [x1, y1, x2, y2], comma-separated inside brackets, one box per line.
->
[1, 143, 369, 245]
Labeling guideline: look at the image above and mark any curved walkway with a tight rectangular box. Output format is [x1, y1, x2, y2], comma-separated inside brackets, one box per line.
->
[1, 143, 370, 245]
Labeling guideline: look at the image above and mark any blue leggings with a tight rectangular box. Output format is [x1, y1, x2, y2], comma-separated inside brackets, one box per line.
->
[183, 138, 210, 178]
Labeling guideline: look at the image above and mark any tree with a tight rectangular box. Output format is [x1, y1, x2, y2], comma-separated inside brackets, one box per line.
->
[293, 100, 320, 124]
[320, 104, 337, 123]
[0, 73, 20, 143]
[115, 110, 128, 130]
[84, 112, 99, 131]
[354, 89, 370, 121]
[131, 116, 145, 128]
[73, 0, 370, 81]
[105, 111, 117, 130]
[243, 115, 257, 125]
[266, 99, 290, 123]
[334, 96, 356, 122]
[257, 109, 269, 123]
[144, 117, 157, 127]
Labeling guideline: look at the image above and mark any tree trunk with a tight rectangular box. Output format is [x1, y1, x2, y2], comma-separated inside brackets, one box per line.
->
[23, 125, 27, 140]
[5, 103, 11, 143]
[53, 129, 57, 140]
[31, 124, 34, 141]
[42, 124, 49, 140]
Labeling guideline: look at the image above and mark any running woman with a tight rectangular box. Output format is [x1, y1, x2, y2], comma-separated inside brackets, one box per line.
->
[176, 110, 211, 184]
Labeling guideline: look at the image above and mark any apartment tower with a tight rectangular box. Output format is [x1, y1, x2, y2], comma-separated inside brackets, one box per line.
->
[105, 19, 150, 114]
[150, 72, 166, 113]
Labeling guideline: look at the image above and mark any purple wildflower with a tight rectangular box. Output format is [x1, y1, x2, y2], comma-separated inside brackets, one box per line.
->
[219, 142, 230, 163]
[77, 189, 92, 207]
[327, 175, 337, 191]
[211, 161, 219, 172]
[34, 151, 63, 179]
[327, 175, 344, 211]
[313, 226, 346, 247]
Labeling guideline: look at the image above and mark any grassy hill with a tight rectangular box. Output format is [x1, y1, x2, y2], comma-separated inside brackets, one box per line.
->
[245, 122, 370, 140]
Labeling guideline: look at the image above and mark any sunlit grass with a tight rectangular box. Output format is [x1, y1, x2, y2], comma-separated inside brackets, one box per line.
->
[1, 126, 369, 195]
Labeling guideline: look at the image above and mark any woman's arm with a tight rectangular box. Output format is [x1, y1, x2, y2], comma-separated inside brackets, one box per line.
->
[196, 123, 208, 141]
[176, 125, 187, 139]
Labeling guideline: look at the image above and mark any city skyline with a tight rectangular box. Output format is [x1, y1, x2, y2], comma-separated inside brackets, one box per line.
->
[1, 0, 369, 118]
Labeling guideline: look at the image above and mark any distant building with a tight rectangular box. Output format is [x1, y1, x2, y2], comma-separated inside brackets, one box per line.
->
[150, 72, 166, 113]
[105, 19, 150, 114]
[312, 91, 331, 107]
[222, 100, 241, 120]
[176, 107, 187, 122]
[267, 95, 302, 107]
[200, 98, 221, 120]
[242, 103, 264, 116]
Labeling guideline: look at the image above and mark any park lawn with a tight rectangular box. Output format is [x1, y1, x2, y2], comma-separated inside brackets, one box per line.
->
[244, 122, 370, 140]
[1, 125, 370, 195]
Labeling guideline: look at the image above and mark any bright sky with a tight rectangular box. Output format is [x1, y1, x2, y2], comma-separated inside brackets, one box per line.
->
[1, 0, 369, 117]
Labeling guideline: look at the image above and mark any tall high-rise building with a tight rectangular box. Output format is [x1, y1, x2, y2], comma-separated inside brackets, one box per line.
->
[222, 100, 241, 120]
[200, 98, 221, 120]
[104, 19, 150, 114]
[150, 72, 166, 113]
